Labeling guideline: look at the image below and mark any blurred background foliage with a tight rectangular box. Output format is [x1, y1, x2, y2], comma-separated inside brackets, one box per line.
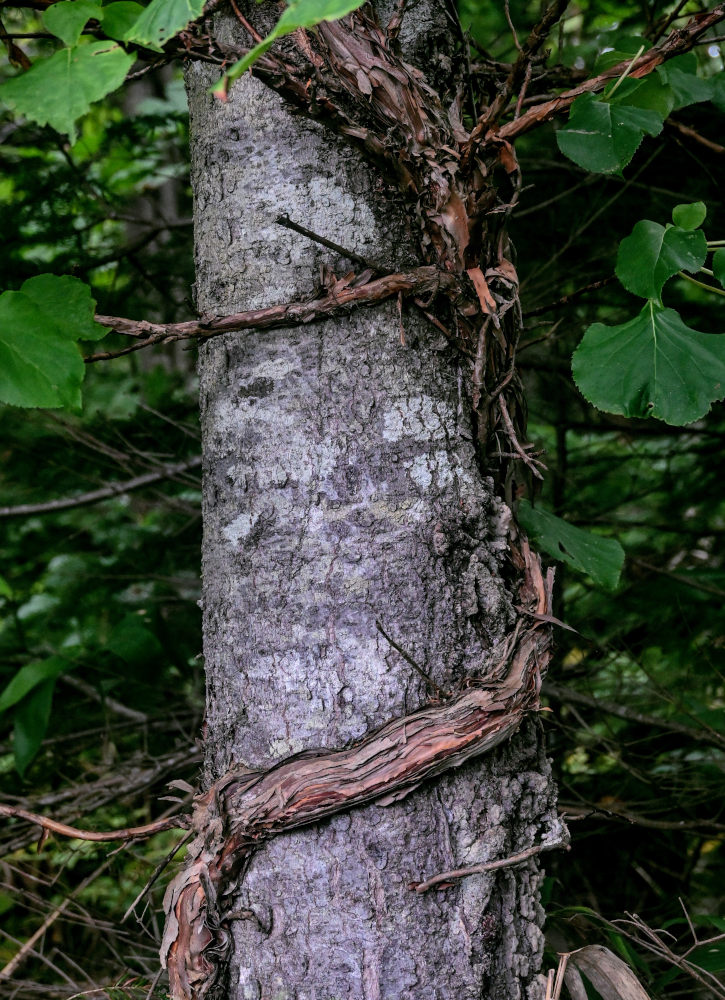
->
[0, 0, 723, 997]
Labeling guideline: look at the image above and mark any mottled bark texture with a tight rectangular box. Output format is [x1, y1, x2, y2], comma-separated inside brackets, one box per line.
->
[185, 9, 563, 998]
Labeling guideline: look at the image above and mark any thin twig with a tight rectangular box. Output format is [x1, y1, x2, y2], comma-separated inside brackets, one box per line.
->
[123, 830, 194, 923]
[560, 802, 725, 832]
[145, 968, 165, 1000]
[522, 276, 616, 320]
[544, 682, 725, 750]
[412, 838, 568, 892]
[478, 0, 569, 128]
[228, 0, 263, 43]
[498, 395, 545, 479]
[499, 3, 725, 141]
[651, 0, 690, 42]
[60, 674, 149, 724]
[375, 620, 450, 699]
[0, 457, 201, 519]
[0, 805, 188, 842]
[503, 0, 522, 52]
[667, 117, 725, 154]
[275, 214, 385, 271]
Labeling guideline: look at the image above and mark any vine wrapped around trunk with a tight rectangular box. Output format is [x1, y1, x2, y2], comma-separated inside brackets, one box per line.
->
[161, 534, 554, 1000]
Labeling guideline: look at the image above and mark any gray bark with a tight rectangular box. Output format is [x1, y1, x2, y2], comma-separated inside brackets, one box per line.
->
[186, 13, 563, 998]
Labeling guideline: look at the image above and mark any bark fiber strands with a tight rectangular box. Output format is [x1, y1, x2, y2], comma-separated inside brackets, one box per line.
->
[161, 536, 554, 1000]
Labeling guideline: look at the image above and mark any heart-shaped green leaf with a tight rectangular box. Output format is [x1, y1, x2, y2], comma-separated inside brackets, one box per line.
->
[573, 301, 725, 425]
[672, 201, 706, 230]
[0, 41, 134, 142]
[608, 74, 674, 118]
[616, 220, 706, 299]
[556, 93, 663, 175]
[657, 53, 713, 110]
[100, 1, 145, 41]
[0, 275, 108, 410]
[124, 0, 204, 52]
[43, 0, 103, 46]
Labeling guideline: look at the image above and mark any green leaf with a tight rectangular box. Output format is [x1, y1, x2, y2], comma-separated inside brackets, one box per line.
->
[556, 93, 663, 175]
[616, 220, 706, 299]
[572, 301, 725, 425]
[14, 679, 56, 775]
[657, 53, 712, 110]
[713, 249, 725, 288]
[0, 656, 70, 715]
[0, 275, 108, 409]
[594, 37, 649, 73]
[518, 501, 624, 591]
[124, 0, 205, 52]
[672, 201, 707, 230]
[22, 274, 109, 342]
[43, 0, 103, 47]
[609, 74, 674, 118]
[216, 0, 365, 91]
[712, 73, 725, 113]
[107, 615, 163, 667]
[0, 41, 134, 143]
[276, 0, 365, 32]
[100, 1, 145, 41]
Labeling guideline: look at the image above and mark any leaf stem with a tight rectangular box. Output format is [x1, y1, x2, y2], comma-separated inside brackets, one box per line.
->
[678, 270, 725, 297]
[607, 44, 645, 98]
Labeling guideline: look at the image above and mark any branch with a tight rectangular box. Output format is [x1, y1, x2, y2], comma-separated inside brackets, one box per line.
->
[666, 116, 725, 154]
[544, 682, 725, 751]
[522, 276, 616, 320]
[561, 801, 725, 832]
[411, 838, 568, 893]
[483, 0, 570, 127]
[0, 804, 188, 842]
[87, 267, 454, 363]
[0, 456, 201, 519]
[498, 3, 725, 141]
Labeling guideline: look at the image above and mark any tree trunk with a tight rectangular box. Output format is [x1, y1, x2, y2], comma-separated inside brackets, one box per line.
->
[181, 9, 563, 999]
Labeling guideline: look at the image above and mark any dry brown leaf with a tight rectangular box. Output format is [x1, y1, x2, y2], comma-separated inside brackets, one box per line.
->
[466, 266, 497, 315]
[497, 140, 518, 173]
[569, 945, 651, 1000]
[563, 964, 588, 1000]
[486, 259, 519, 287]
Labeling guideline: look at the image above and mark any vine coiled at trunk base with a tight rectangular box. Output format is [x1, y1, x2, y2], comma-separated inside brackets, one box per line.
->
[160, 532, 553, 1000]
